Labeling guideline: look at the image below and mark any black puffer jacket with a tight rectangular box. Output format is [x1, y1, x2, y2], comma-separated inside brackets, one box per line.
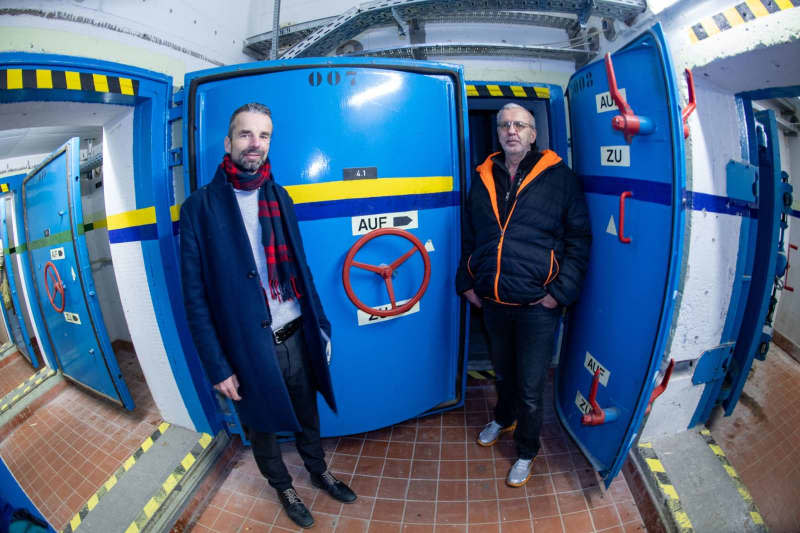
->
[456, 149, 592, 306]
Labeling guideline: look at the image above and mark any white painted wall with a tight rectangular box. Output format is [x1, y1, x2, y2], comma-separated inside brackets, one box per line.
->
[103, 110, 193, 429]
[1, 0, 252, 80]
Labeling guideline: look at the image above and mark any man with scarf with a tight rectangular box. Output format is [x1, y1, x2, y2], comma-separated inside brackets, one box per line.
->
[180, 103, 356, 529]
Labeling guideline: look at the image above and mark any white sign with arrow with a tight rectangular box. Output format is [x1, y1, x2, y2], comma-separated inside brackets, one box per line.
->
[351, 210, 419, 236]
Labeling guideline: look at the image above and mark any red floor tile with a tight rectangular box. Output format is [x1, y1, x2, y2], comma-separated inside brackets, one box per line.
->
[0, 347, 162, 531]
[0, 351, 35, 398]
[710, 344, 800, 533]
[186, 381, 647, 533]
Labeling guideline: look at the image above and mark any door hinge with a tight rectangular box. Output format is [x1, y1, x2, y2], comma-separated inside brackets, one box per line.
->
[692, 342, 735, 385]
[169, 87, 184, 122]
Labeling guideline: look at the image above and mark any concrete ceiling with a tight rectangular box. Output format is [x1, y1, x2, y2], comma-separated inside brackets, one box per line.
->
[0, 101, 130, 159]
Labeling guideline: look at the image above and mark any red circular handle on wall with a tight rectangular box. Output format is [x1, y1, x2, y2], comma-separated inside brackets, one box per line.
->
[342, 228, 431, 318]
[44, 261, 65, 313]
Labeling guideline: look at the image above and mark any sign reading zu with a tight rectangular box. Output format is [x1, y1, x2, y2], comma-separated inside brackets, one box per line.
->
[600, 145, 630, 167]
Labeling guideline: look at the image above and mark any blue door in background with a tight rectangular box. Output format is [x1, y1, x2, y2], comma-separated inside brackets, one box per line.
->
[555, 24, 685, 486]
[22, 138, 134, 409]
[184, 58, 467, 437]
[1, 197, 38, 368]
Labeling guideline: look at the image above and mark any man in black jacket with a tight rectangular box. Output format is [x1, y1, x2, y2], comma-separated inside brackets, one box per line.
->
[181, 103, 356, 528]
[456, 102, 592, 487]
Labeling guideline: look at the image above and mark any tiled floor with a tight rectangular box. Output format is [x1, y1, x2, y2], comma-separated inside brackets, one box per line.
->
[0, 347, 162, 530]
[710, 344, 800, 533]
[0, 350, 35, 398]
[189, 378, 646, 532]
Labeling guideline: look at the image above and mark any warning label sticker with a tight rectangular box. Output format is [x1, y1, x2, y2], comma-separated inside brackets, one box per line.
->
[64, 312, 81, 325]
[50, 247, 65, 260]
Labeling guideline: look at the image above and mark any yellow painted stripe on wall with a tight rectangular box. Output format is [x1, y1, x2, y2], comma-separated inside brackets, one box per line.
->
[774, 0, 793, 8]
[688, 30, 699, 44]
[486, 84, 503, 96]
[65, 71, 82, 90]
[723, 7, 746, 25]
[36, 69, 53, 89]
[7, 69, 23, 89]
[119, 77, 135, 95]
[170, 204, 181, 222]
[745, 0, 770, 17]
[466, 85, 479, 96]
[534, 87, 550, 99]
[285, 176, 453, 204]
[510, 85, 527, 97]
[699, 18, 721, 37]
[93, 73, 109, 92]
[107, 206, 157, 230]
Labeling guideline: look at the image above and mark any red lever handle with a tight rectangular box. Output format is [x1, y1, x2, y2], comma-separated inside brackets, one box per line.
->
[604, 53, 654, 144]
[646, 359, 675, 415]
[619, 191, 633, 244]
[786, 244, 798, 292]
[582, 369, 606, 425]
[681, 69, 696, 139]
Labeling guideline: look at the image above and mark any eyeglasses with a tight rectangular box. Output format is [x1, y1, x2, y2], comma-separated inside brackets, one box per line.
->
[498, 121, 532, 131]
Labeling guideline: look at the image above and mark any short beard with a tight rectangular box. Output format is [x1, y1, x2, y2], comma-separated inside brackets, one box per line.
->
[233, 152, 265, 172]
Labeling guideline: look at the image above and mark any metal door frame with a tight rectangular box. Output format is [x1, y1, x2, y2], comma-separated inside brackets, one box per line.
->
[0, 52, 218, 432]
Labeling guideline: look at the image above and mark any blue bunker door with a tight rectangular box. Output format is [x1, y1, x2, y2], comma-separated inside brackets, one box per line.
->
[1, 198, 39, 368]
[184, 59, 466, 436]
[22, 138, 135, 409]
[555, 24, 686, 486]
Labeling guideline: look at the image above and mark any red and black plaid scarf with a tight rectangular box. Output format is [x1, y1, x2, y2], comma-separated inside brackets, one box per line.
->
[221, 154, 302, 302]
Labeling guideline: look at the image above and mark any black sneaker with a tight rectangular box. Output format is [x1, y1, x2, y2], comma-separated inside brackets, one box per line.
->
[277, 487, 314, 528]
[310, 470, 357, 503]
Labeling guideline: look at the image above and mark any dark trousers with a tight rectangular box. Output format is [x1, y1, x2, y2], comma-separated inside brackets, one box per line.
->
[251, 325, 327, 490]
[482, 300, 561, 459]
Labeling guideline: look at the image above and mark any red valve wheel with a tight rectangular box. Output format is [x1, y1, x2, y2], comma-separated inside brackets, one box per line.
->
[342, 228, 431, 318]
[44, 261, 65, 313]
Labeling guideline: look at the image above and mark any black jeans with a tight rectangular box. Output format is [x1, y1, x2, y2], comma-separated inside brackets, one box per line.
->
[482, 300, 561, 459]
[251, 324, 327, 490]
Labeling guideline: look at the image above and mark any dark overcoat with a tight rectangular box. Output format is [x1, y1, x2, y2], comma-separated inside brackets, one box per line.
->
[180, 166, 336, 433]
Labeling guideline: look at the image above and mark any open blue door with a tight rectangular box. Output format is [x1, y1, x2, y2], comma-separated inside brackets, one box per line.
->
[184, 58, 467, 436]
[555, 24, 686, 486]
[722, 109, 792, 415]
[22, 138, 134, 409]
[1, 197, 39, 368]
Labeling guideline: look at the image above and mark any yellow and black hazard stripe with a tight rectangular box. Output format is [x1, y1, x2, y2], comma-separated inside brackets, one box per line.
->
[124, 432, 213, 533]
[467, 84, 550, 99]
[467, 369, 496, 380]
[0, 68, 139, 95]
[637, 442, 694, 532]
[62, 422, 171, 533]
[689, 0, 799, 43]
[0, 366, 56, 414]
[699, 429, 768, 531]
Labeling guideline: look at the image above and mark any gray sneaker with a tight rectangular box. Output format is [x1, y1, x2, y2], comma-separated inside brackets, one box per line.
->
[476, 420, 516, 447]
[506, 458, 534, 487]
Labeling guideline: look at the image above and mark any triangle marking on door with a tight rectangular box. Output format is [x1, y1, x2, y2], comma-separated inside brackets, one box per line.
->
[606, 215, 618, 236]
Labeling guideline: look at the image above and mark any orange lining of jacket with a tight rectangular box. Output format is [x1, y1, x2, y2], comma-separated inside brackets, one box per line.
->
[475, 150, 563, 303]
